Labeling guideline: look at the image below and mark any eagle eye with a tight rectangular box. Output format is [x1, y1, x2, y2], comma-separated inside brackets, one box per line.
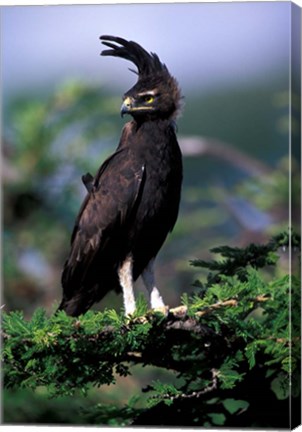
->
[144, 95, 154, 104]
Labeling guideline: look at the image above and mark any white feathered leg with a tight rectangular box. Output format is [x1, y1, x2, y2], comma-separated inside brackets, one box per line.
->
[118, 255, 136, 315]
[142, 258, 165, 309]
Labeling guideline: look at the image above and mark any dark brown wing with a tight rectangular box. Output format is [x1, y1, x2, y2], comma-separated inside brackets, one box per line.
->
[61, 147, 145, 299]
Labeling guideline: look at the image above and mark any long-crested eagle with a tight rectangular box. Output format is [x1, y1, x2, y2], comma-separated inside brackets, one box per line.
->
[58, 36, 183, 316]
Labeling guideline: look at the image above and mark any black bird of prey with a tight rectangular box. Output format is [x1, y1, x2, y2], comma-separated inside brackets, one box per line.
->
[58, 36, 183, 316]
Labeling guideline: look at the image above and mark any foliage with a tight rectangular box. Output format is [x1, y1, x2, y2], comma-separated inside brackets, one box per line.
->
[3, 81, 121, 313]
[2, 232, 300, 427]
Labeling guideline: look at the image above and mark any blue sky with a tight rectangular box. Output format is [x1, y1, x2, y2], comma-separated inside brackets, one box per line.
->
[2, 2, 290, 100]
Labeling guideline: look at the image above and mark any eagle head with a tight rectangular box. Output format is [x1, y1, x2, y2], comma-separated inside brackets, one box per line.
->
[100, 35, 182, 121]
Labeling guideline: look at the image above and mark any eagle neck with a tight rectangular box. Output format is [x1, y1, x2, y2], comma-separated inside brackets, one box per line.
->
[133, 118, 175, 134]
[119, 120, 178, 156]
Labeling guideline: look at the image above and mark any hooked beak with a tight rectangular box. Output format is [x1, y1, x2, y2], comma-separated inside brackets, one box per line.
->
[120, 96, 133, 117]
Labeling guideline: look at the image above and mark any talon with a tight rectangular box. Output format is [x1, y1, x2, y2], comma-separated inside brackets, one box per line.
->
[133, 316, 149, 324]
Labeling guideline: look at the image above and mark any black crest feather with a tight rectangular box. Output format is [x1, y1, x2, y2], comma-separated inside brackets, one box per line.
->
[100, 35, 168, 77]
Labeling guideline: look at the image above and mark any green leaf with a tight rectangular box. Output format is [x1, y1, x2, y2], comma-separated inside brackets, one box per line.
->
[208, 413, 226, 425]
[222, 398, 249, 415]
[271, 374, 290, 400]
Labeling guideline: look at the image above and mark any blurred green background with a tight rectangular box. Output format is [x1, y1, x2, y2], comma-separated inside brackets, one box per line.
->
[2, 2, 300, 425]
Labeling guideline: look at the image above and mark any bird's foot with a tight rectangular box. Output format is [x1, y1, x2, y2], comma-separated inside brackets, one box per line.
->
[124, 307, 136, 321]
[132, 315, 149, 324]
[151, 305, 169, 316]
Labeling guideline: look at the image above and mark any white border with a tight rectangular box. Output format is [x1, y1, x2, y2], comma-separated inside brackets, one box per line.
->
[0, 0, 301, 7]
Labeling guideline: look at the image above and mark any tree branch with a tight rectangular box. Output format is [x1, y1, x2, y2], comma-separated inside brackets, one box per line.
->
[179, 136, 272, 176]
